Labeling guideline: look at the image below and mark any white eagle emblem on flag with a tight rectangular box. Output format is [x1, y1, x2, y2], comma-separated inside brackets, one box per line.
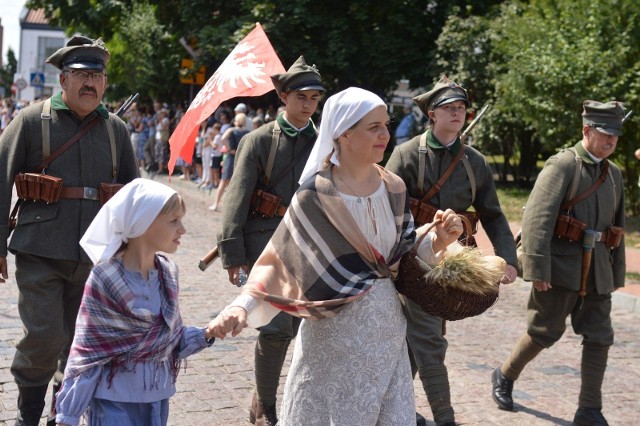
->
[188, 42, 268, 111]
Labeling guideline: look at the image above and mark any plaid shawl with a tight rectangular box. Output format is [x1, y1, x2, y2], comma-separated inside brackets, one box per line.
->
[65, 254, 185, 384]
[244, 164, 415, 320]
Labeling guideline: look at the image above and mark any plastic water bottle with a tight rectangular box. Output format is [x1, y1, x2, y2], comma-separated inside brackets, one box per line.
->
[238, 269, 248, 286]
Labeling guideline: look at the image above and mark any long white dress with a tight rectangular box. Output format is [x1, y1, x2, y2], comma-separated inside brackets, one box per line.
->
[278, 183, 437, 426]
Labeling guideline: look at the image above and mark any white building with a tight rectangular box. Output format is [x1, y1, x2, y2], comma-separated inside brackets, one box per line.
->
[16, 8, 66, 101]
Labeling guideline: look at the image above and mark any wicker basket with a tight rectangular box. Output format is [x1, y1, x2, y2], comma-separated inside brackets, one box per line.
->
[395, 215, 503, 321]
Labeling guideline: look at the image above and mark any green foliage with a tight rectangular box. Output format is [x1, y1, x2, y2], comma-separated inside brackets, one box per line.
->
[435, 0, 640, 212]
[27, 0, 505, 99]
[105, 2, 182, 102]
[1, 48, 18, 94]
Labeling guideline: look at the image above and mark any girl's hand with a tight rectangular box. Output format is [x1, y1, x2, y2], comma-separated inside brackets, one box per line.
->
[533, 280, 552, 291]
[207, 307, 247, 339]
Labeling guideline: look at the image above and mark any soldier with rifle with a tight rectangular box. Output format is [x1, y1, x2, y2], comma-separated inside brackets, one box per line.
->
[0, 36, 139, 426]
[386, 76, 517, 426]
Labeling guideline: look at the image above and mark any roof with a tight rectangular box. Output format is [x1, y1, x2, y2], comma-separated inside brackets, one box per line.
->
[23, 8, 48, 25]
[20, 8, 63, 31]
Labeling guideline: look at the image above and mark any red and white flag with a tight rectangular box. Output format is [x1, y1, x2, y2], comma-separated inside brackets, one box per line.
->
[168, 23, 285, 174]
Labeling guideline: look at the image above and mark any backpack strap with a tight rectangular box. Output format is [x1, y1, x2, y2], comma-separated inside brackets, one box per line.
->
[105, 116, 118, 181]
[567, 152, 582, 203]
[560, 156, 609, 211]
[417, 131, 427, 197]
[41, 99, 52, 161]
[461, 154, 476, 204]
[263, 121, 281, 186]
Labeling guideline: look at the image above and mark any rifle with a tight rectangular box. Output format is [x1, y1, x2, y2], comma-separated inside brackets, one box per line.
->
[198, 246, 219, 271]
[460, 104, 490, 141]
[115, 93, 139, 117]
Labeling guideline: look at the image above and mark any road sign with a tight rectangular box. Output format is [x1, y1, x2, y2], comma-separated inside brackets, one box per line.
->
[30, 72, 46, 88]
[15, 78, 28, 90]
[180, 58, 205, 85]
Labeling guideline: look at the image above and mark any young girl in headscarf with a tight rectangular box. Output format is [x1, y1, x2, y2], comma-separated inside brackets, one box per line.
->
[55, 178, 216, 426]
[210, 87, 464, 425]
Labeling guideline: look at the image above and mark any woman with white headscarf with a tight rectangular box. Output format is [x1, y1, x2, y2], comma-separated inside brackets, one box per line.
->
[211, 88, 463, 425]
[55, 179, 216, 426]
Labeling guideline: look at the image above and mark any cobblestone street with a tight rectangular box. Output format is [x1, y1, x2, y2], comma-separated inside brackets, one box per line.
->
[1, 174, 638, 425]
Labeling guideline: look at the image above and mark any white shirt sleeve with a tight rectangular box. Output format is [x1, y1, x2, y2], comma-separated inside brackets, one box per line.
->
[226, 293, 281, 329]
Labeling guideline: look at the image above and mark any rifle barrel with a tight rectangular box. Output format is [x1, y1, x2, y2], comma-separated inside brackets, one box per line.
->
[461, 104, 490, 141]
[116, 93, 139, 117]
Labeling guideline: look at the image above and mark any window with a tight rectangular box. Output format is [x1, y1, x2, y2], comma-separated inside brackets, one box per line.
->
[38, 37, 66, 75]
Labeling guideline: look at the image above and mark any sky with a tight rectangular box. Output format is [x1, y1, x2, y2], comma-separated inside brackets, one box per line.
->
[1, 0, 28, 63]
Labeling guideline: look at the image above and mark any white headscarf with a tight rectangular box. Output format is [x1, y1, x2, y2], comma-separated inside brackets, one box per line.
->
[298, 87, 386, 184]
[80, 178, 177, 264]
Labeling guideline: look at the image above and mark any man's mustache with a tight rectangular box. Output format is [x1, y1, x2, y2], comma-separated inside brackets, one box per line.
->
[80, 87, 97, 96]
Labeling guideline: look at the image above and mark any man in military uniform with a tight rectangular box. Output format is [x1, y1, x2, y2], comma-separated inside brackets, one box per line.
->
[216, 56, 324, 426]
[492, 101, 627, 426]
[0, 36, 138, 425]
[386, 76, 518, 426]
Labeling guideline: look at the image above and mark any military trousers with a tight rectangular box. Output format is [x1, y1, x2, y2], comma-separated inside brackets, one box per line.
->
[11, 253, 91, 386]
[400, 295, 448, 367]
[526, 284, 614, 348]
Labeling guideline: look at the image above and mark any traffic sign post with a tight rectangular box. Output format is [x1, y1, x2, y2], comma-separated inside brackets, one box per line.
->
[30, 72, 45, 88]
[15, 78, 28, 91]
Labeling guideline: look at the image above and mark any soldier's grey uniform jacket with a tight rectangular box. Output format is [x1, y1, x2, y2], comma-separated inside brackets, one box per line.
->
[520, 142, 625, 293]
[386, 131, 517, 267]
[0, 94, 139, 262]
[217, 114, 317, 267]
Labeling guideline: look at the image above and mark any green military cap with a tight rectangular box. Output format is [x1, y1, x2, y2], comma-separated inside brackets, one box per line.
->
[413, 75, 470, 115]
[582, 100, 626, 136]
[271, 55, 325, 96]
[46, 35, 110, 71]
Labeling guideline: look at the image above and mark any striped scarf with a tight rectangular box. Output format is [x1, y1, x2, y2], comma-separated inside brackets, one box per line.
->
[65, 254, 185, 384]
[244, 164, 415, 320]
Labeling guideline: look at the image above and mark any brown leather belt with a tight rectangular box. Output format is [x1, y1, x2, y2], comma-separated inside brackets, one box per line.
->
[59, 186, 100, 201]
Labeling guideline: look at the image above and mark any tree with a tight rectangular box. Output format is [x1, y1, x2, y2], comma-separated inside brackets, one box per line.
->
[490, 0, 640, 211]
[105, 2, 183, 103]
[26, 0, 506, 97]
[1, 48, 18, 95]
[434, 0, 640, 212]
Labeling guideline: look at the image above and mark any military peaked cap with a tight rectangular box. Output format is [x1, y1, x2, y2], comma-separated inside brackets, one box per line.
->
[582, 100, 627, 136]
[46, 35, 110, 71]
[413, 75, 470, 115]
[271, 56, 325, 96]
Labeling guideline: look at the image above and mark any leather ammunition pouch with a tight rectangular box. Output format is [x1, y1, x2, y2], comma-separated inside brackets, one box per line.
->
[604, 225, 624, 249]
[410, 198, 438, 227]
[554, 215, 623, 249]
[99, 183, 124, 205]
[250, 189, 287, 218]
[410, 197, 478, 231]
[14, 173, 64, 203]
[554, 213, 586, 242]
[409, 197, 478, 246]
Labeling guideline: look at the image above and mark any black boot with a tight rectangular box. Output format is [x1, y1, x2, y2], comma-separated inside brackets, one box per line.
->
[573, 407, 609, 426]
[491, 368, 514, 411]
[249, 392, 277, 426]
[15, 385, 48, 426]
[416, 412, 427, 426]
